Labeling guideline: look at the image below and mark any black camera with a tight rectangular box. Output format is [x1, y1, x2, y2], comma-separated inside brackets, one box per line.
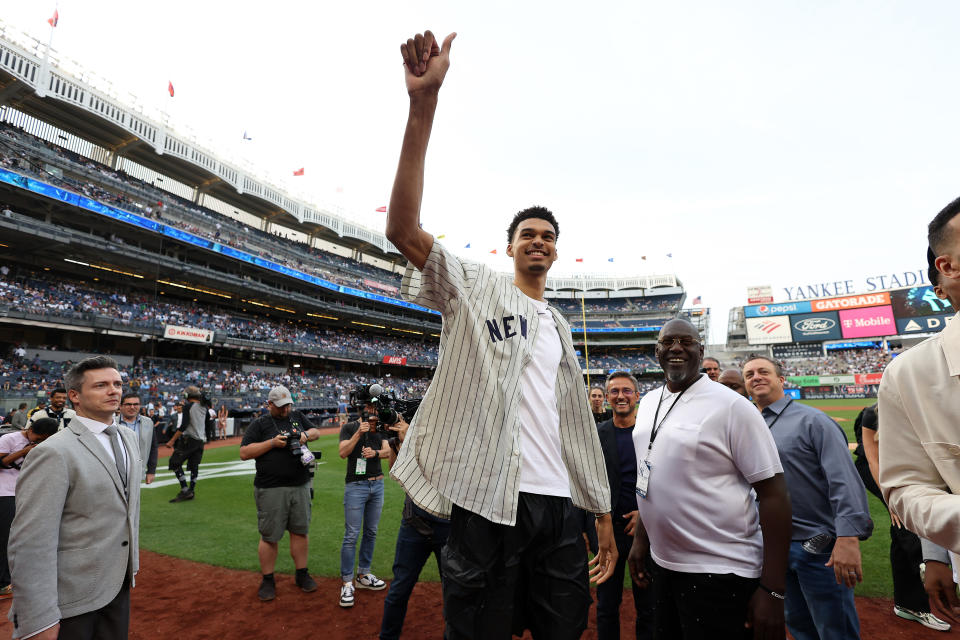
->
[350, 383, 422, 428]
[282, 426, 304, 455]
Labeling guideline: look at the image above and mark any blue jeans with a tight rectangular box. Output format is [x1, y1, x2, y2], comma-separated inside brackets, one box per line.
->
[785, 540, 860, 640]
[379, 513, 450, 640]
[340, 479, 385, 581]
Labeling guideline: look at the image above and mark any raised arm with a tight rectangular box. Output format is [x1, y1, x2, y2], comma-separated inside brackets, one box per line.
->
[385, 30, 456, 270]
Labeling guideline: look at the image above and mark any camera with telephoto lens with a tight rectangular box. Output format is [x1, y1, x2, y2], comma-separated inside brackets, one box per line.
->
[350, 383, 422, 429]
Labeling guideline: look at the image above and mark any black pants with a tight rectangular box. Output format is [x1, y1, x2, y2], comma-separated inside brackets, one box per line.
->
[855, 455, 929, 612]
[596, 517, 654, 640]
[441, 493, 590, 640]
[58, 576, 130, 640]
[168, 436, 204, 475]
[652, 563, 757, 640]
[0, 496, 14, 586]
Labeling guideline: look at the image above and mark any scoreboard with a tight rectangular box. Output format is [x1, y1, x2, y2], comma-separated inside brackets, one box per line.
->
[744, 287, 954, 345]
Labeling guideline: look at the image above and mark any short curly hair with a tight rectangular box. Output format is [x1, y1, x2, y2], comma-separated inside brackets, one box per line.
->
[506, 206, 559, 244]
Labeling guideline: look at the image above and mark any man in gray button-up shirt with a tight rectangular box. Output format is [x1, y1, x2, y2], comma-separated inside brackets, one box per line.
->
[744, 355, 872, 640]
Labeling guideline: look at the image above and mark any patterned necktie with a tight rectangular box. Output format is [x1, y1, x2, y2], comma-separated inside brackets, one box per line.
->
[103, 425, 128, 491]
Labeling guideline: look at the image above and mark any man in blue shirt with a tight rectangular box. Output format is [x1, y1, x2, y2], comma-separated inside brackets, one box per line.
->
[743, 355, 873, 640]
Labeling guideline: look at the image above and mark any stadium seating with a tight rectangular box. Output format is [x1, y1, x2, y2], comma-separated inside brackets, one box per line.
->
[0, 267, 438, 365]
[0, 123, 403, 297]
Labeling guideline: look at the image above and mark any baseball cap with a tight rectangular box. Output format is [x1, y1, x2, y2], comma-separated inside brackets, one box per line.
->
[268, 385, 293, 407]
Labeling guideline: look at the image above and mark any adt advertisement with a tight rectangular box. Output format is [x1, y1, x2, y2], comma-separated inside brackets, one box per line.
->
[890, 286, 954, 318]
[790, 311, 842, 343]
[895, 314, 954, 335]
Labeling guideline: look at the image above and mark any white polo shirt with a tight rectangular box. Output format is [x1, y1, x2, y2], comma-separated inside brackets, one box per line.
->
[633, 374, 782, 578]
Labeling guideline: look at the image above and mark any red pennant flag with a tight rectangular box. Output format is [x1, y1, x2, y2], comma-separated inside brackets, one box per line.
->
[292, 168, 304, 176]
[490, 249, 497, 255]
[167, 81, 175, 97]
[575, 258, 584, 263]
[375, 206, 387, 212]
[47, 9, 59, 27]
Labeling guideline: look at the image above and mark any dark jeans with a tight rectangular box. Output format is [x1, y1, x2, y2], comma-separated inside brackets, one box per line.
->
[379, 516, 451, 640]
[596, 517, 654, 640]
[58, 576, 130, 640]
[0, 496, 13, 586]
[784, 541, 859, 640]
[442, 493, 590, 640]
[652, 563, 757, 640]
[855, 455, 928, 612]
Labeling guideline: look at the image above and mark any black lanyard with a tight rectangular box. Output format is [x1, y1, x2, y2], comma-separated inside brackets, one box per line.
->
[646, 384, 689, 455]
[766, 398, 793, 430]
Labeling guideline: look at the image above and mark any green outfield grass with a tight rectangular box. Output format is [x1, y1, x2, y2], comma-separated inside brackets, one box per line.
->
[141, 398, 894, 598]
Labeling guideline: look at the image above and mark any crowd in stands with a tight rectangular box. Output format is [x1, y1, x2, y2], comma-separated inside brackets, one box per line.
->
[570, 318, 663, 330]
[778, 348, 896, 377]
[0, 350, 431, 416]
[0, 266, 438, 364]
[579, 350, 658, 373]
[0, 123, 403, 297]
[552, 294, 683, 315]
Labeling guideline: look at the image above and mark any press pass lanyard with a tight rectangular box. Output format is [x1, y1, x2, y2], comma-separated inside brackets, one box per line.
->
[645, 385, 688, 460]
[766, 398, 793, 430]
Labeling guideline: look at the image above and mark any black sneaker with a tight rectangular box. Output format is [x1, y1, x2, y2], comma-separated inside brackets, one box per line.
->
[296, 573, 318, 593]
[183, 489, 195, 501]
[169, 489, 191, 503]
[258, 578, 276, 602]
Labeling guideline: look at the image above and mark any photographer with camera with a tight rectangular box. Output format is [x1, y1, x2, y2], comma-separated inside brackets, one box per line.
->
[338, 394, 391, 608]
[240, 385, 322, 602]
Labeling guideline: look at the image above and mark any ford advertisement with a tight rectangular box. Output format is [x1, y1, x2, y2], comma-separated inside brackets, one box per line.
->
[790, 311, 842, 343]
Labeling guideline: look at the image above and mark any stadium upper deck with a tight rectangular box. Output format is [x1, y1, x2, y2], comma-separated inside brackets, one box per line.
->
[0, 22, 692, 386]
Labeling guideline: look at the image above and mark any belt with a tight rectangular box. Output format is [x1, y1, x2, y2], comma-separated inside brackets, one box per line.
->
[350, 475, 384, 483]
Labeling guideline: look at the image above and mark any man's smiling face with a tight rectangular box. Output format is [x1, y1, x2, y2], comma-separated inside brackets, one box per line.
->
[507, 218, 557, 275]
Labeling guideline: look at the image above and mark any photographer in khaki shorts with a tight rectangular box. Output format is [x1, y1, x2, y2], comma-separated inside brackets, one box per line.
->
[240, 385, 322, 601]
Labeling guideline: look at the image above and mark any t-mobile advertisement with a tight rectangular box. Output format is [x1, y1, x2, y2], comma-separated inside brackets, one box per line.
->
[839, 306, 897, 339]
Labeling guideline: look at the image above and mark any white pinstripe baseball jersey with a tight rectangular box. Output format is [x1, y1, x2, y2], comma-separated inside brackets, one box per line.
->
[390, 241, 611, 525]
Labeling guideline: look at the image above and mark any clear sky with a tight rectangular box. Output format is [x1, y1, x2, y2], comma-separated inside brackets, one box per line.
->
[3, 1, 958, 343]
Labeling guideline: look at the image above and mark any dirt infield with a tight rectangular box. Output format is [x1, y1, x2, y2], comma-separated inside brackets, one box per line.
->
[0, 550, 948, 639]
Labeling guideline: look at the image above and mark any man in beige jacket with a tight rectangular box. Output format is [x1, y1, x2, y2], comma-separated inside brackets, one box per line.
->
[879, 198, 960, 565]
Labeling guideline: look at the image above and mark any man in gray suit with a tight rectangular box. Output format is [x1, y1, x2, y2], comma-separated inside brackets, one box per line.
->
[8, 355, 141, 640]
[117, 392, 158, 484]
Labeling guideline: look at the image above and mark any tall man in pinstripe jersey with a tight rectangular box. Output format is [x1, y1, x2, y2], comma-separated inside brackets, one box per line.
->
[385, 29, 616, 640]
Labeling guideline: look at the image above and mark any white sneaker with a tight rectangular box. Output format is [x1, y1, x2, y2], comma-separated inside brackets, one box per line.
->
[339, 581, 355, 608]
[356, 573, 386, 590]
[894, 605, 951, 631]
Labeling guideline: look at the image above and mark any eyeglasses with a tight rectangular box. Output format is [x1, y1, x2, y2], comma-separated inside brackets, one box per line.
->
[657, 337, 700, 348]
[606, 388, 636, 397]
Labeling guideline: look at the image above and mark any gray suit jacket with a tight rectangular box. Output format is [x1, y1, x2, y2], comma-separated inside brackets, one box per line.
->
[116, 415, 158, 481]
[7, 419, 141, 638]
